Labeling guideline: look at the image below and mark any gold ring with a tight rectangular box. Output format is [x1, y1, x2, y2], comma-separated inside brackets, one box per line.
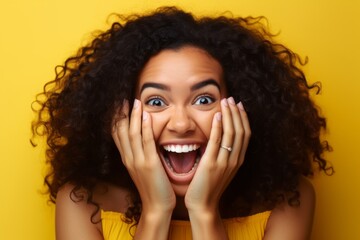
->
[220, 145, 232, 152]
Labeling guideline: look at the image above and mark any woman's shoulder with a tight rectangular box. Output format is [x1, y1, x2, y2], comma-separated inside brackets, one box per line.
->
[263, 176, 315, 239]
[57, 182, 131, 213]
[56, 182, 131, 239]
[56, 183, 103, 239]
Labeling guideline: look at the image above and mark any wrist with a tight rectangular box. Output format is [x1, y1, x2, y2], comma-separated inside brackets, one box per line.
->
[141, 210, 172, 225]
[185, 199, 218, 216]
[188, 207, 221, 224]
[135, 209, 173, 240]
[141, 193, 176, 214]
[188, 209, 228, 240]
[141, 204, 174, 220]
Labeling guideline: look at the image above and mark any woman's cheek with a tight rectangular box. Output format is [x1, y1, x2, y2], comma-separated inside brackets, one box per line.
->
[197, 111, 218, 139]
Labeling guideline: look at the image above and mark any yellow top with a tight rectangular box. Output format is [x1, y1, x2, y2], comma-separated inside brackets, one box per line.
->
[101, 210, 271, 240]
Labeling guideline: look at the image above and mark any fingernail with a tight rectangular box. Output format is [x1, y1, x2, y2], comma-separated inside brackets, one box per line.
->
[215, 112, 222, 121]
[237, 101, 244, 111]
[142, 111, 148, 121]
[221, 98, 228, 107]
[133, 99, 140, 109]
[228, 97, 235, 105]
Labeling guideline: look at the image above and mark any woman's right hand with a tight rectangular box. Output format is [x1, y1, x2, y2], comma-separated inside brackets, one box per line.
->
[112, 99, 176, 223]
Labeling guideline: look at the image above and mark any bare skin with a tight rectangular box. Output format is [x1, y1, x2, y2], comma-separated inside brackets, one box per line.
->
[111, 47, 250, 239]
[55, 46, 315, 240]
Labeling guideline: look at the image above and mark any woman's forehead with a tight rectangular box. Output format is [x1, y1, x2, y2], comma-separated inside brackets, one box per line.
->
[137, 46, 225, 93]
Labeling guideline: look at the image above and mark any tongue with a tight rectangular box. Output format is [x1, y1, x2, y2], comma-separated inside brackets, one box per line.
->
[167, 151, 197, 174]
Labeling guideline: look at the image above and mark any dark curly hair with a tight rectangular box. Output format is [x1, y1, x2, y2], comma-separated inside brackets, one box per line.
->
[32, 6, 333, 223]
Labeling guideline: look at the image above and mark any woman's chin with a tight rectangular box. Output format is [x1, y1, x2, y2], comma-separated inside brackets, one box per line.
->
[171, 183, 189, 197]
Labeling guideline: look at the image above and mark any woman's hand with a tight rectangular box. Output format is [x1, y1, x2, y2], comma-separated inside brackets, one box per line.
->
[112, 99, 175, 240]
[112, 99, 176, 212]
[185, 97, 251, 240]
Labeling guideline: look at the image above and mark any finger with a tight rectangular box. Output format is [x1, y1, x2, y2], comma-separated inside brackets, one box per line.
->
[128, 99, 145, 162]
[227, 97, 244, 162]
[112, 100, 133, 164]
[218, 98, 235, 161]
[237, 102, 251, 161]
[200, 112, 222, 163]
[141, 111, 160, 165]
[111, 100, 128, 148]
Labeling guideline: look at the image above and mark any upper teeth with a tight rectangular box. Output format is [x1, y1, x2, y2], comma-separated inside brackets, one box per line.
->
[163, 144, 200, 153]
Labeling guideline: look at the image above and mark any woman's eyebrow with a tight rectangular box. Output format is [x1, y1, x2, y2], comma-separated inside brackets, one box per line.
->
[140, 79, 220, 94]
[140, 82, 170, 94]
[191, 79, 221, 91]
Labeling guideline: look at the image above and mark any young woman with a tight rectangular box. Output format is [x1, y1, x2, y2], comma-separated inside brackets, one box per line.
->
[32, 7, 332, 240]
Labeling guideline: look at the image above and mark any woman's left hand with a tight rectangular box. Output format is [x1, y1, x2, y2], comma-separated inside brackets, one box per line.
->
[185, 97, 251, 239]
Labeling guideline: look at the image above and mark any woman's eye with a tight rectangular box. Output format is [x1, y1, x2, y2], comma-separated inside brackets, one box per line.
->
[194, 96, 214, 105]
[146, 98, 166, 107]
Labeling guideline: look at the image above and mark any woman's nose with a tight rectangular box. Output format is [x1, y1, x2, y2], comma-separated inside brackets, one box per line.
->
[166, 107, 195, 135]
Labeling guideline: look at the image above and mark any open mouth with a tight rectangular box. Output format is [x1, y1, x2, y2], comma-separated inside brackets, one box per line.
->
[160, 144, 202, 175]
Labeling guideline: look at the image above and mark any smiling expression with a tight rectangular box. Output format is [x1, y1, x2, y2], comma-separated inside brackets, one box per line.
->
[136, 46, 226, 196]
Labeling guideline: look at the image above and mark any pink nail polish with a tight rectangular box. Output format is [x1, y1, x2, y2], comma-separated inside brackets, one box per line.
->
[228, 97, 235, 105]
[237, 102, 244, 111]
[142, 111, 148, 121]
[221, 98, 228, 107]
[216, 112, 222, 121]
[133, 99, 140, 109]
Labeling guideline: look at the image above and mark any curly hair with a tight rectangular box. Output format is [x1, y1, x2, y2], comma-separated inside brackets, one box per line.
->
[32, 6, 332, 223]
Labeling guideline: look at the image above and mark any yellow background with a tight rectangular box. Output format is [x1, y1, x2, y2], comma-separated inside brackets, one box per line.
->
[1, 0, 359, 239]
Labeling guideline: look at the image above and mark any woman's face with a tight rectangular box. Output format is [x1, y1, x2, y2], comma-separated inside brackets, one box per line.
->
[136, 46, 226, 196]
